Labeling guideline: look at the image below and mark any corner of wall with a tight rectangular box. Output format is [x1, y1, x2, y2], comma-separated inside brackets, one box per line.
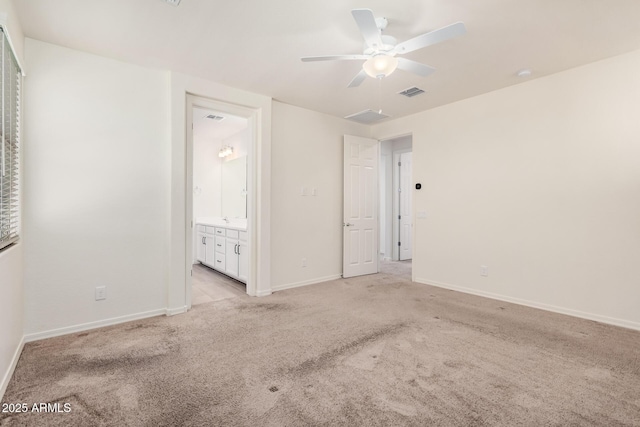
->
[0, 0, 25, 72]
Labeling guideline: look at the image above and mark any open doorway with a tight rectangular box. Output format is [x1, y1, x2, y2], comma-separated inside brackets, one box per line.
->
[185, 94, 261, 308]
[379, 135, 413, 277]
[190, 106, 249, 305]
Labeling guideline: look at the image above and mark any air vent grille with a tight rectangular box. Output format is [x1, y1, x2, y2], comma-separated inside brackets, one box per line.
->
[163, 0, 182, 6]
[398, 87, 425, 98]
[205, 114, 225, 122]
[344, 109, 390, 124]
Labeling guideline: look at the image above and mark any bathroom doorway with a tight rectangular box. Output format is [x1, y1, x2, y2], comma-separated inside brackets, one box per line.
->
[190, 107, 249, 305]
[185, 95, 260, 308]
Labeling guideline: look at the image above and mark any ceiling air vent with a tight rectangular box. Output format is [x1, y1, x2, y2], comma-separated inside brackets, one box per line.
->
[344, 109, 390, 124]
[398, 87, 425, 98]
[163, 0, 182, 6]
[205, 114, 225, 122]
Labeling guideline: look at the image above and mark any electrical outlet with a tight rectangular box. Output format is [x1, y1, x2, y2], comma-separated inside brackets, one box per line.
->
[311, 188, 317, 196]
[95, 286, 107, 301]
[301, 187, 308, 196]
[480, 265, 489, 277]
[301, 258, 307, 268]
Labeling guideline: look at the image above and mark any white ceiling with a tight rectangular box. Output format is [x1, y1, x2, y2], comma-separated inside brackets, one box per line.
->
[13, 0, 640, 122]
[192, 107, 247, 141]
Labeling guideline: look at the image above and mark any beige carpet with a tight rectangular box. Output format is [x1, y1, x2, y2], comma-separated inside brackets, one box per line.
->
[2, 261, 640, 426]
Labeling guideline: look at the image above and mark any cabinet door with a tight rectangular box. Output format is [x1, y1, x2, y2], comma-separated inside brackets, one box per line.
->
[238, 238, 248, 284]
[225, 239, 239, 278]
[205, 235, 215, 266]
[196, 232, 207, 263]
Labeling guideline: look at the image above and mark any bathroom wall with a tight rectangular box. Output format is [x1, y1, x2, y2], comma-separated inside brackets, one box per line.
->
[193, 134, 223, 221]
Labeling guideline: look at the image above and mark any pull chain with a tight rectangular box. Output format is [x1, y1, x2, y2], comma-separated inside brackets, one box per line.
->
[377, 76, 383, 114]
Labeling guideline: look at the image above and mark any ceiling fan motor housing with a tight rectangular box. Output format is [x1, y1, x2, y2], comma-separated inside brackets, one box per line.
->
[364, 35, 397, 56]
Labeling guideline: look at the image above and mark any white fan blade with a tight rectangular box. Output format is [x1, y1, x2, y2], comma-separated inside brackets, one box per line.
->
[397, 58, 436, 77]
[351, 9, 383, 50]
[301, 54, 369, 62]
[347, 69, 368, 88]
[395, 22, 467, 54]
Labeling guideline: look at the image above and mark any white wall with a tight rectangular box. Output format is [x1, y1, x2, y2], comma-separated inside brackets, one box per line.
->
[0, 0, 24, 69]
[0, 246, 23, 399]
[0, 0, 23, 400]
[193, 135, 222, 221]
[271, 101, 370, 290]
[23, 39, 171, 338]
[373, 49, 640, 329]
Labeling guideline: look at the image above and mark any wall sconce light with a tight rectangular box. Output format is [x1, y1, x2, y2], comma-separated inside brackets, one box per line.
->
[218, 145, 234, 158]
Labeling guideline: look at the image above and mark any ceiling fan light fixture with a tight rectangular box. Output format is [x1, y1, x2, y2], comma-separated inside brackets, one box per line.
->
[363, 55, 398, 79]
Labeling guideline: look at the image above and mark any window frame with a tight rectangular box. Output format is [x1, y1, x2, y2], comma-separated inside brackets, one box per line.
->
[0, 26, 21, 253]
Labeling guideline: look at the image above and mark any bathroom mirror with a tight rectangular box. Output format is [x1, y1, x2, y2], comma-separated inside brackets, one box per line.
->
[221, 155, 247, 219]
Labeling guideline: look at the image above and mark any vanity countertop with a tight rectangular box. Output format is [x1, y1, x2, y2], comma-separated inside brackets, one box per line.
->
[196, 217, 247, 231]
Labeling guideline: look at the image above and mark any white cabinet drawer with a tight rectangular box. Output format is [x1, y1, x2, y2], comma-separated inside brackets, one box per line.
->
[205, 226, 215, 234]
[214, 227, 226, 236]
[215, 236, 225, 253]
[226, 229, 239, 239]
[214, 252, 225, 270]
[197, 224, 205, 232]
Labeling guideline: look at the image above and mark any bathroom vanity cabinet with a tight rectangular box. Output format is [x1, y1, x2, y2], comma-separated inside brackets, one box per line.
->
[196, 223, 248, 284]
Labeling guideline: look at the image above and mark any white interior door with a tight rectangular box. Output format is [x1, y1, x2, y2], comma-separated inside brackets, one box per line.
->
[343, 135, 379, 278]
[399, 151, 413, 260]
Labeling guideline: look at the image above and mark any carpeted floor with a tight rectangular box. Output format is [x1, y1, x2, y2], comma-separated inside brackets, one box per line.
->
[2, 261, 640, 426]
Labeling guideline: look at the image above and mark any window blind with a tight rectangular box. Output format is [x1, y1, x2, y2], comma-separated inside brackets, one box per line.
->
[0, 27, 20, 251]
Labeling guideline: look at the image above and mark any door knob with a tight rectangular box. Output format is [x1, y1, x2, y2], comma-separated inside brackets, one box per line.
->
[343, 223, 355, 227]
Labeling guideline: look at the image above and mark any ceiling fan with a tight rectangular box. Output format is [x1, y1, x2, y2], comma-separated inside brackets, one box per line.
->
[301, 9, 467, 88]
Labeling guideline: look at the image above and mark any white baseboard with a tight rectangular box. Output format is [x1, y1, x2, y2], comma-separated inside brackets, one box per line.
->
[0, 335, 25, 401]
[272, 274, 342, 293]
[255, 289, 272, 297]
[416, 277, 640, 332]
[23, 308, 168, 343]
[166, 306, 188, 316]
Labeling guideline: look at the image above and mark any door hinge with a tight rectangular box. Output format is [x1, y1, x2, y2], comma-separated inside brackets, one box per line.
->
[398, 242, 401, 247]
[190, 269, 193, 276]
[398, 215, 401, 219]
[398, 161, 401, 166]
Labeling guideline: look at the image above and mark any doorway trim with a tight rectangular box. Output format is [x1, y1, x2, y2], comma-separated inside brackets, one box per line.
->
[377, 132, 414, 279]
[168, 72, 272, 315]
[392, 148, 412, 261]
[185, 95, 260, 307]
